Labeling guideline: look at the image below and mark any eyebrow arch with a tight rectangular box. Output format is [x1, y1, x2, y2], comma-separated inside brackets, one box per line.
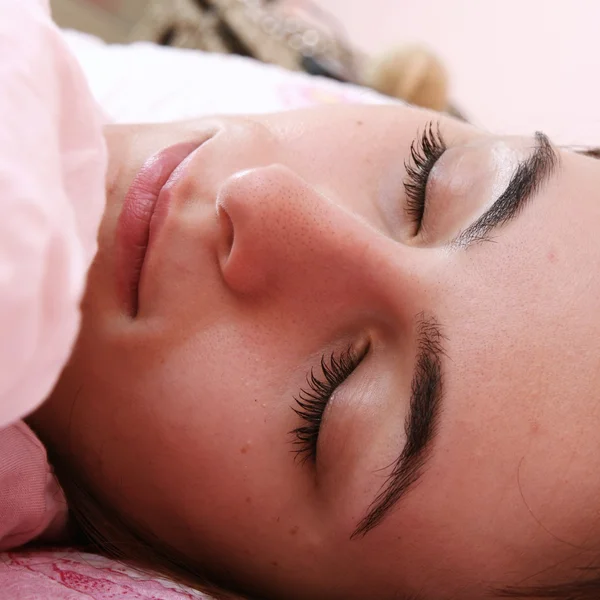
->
[453, 131, 559, 247]
[352, 315, 445, 538]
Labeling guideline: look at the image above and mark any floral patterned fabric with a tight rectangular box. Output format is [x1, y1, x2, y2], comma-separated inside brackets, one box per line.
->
[0, 550, 209, 600]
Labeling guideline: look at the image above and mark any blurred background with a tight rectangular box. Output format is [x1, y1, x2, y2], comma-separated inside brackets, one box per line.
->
[51, 0, 600, 145]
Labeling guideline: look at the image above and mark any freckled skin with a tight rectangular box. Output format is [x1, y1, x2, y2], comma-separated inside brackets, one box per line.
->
[30, 105, 600, 599]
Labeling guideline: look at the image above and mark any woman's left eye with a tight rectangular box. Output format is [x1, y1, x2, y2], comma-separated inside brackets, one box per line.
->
[404, 121, 447, 233]
[290, 344, 368, 465]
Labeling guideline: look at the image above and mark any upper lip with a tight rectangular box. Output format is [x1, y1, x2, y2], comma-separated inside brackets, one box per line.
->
[116, 139, 206, 316]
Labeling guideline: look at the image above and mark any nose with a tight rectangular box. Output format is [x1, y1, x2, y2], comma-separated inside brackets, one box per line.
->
[216, 164, 434, 322]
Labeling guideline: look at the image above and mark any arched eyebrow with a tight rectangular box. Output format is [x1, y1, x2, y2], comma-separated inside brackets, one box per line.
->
[352, 315, 445, 538]
[453, 131, 559, 247]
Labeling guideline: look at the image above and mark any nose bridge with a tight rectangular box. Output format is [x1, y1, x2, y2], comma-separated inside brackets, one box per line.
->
[216, 164, 429, 318]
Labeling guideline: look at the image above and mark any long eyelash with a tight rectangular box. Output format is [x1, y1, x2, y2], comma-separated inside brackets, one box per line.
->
[290, 345, 367, 465]
[404, 121, 447, 230]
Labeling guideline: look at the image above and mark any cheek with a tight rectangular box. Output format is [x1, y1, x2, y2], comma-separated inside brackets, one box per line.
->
[77, 324, 319, 548]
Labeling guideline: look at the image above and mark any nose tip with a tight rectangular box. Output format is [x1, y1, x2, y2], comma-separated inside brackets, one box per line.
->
[216, 164, 301, 295]
[217, 167, 288, 293]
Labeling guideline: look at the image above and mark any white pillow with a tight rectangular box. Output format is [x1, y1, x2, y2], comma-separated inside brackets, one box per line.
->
[62, 30, 394, 124]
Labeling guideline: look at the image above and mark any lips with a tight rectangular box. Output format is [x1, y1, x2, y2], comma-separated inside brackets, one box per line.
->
[116, 141, 200, 316]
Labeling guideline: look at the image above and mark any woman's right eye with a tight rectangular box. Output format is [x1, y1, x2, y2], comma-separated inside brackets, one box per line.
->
[404, 121, 447, 234]
[290, 344, 368, 465]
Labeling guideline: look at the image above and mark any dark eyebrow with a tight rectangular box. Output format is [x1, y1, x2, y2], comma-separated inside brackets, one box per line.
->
[453, 131, 559, 247]
[352, 315, 445, 538]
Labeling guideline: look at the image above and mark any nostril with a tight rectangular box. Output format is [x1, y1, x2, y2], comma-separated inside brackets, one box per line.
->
[215, 164, 306, 295]
[216, 203, 234, 267]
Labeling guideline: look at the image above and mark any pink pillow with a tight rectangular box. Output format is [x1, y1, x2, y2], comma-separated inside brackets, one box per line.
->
[0, 422, 67, 552]
[0, 0, 107, 549]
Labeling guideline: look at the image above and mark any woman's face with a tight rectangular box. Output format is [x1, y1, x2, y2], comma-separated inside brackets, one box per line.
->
[33, 104, 600, 599]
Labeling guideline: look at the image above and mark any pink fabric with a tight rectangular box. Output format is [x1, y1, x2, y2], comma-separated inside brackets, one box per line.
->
[0, 0, 106, 427]
[0, 422, 67, 552]
[0, 0, 107, 551]
[0, 549, 210, 599]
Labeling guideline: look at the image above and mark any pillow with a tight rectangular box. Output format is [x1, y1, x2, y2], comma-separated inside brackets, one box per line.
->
[61, 29, 393, 124]
[0, 0, 105, 552]
[0, 422, 67, 552]
[0, 5, 106, 428]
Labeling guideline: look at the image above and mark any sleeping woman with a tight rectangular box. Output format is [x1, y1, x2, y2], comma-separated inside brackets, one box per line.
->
[27, 103, 600, 600]
[2, 1, 600, 599]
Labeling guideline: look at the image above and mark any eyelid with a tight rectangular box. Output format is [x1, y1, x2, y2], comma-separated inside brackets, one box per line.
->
[403, 122, 447, 234]
[416, 135, 529, 247]
[450, 132, 559, 247]
[290, 343, 369, 465]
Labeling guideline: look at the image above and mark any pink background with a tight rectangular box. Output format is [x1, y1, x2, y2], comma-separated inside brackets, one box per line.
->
[320, 0, 600, 146]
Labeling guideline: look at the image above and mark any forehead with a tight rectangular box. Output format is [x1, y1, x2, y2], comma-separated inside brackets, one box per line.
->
[260, 104, 428, 136]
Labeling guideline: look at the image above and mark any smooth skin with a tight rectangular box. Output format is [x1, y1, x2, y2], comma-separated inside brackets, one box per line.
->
[31, 104, 600, 599]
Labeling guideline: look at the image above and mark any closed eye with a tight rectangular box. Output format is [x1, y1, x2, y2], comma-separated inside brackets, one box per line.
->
[290, 344, 368, 465]
[404, 121, 447, 233]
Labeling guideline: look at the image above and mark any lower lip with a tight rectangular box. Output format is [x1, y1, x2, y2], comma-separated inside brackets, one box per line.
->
[116, 142, 200, 316]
